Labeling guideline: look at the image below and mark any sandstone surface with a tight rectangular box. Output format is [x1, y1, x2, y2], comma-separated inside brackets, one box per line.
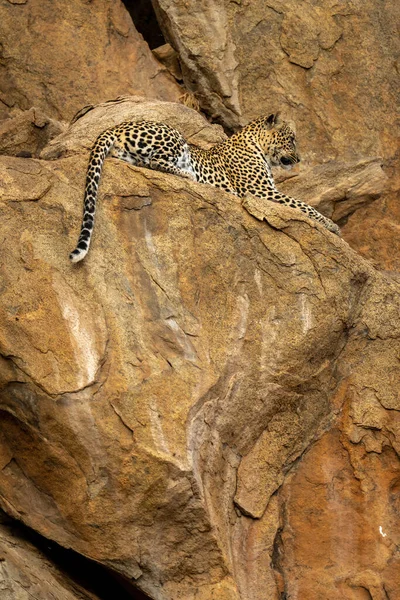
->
[0, 101, 399, 599]
[276, 157, 387, 223]
[0, 511, 99, 600]
[152, 0, 400, 272]
[152, 0, 399, 174]
[40, 96, 227, 160]
[0, 108, 65, 158]
[341, 191, 400, 274]
[0, 0, 182, 122]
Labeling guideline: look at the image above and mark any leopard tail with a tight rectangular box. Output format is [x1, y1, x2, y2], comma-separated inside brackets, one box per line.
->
[69, 128, 117, 263]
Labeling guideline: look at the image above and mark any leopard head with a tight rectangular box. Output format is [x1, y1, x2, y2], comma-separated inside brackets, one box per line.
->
[246, 113, 300, 170]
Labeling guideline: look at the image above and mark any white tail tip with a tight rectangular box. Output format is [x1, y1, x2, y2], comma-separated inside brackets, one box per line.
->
[69, 248, 88, 263]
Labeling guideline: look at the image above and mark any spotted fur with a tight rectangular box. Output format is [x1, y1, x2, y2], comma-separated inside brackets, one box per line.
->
[70, 113, 340, 263]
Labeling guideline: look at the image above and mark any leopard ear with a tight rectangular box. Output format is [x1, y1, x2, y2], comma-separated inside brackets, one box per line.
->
[265, 112, 281, 128]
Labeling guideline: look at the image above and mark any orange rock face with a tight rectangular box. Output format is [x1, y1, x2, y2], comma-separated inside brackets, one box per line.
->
[0, 0, 399, 594]
[341, 192, 400, 274]
[0, 511, 100, 599]
[0, 108, 65, 158]
[1, 100, 400, 599]
[278, 428, 400, 599]
[0, 0, 182, 122]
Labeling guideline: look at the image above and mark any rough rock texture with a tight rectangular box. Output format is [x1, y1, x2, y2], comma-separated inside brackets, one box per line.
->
[341, 191, 400, 274]
[1, 101, 400, 599]
[40, 96, 227, 160]
[152, 0, 399, 272]
[152, 0, 241, 126]
[276, 157, 387, 224]
[0, 108, 65, 158]
[152, 0, 399, 172]
[0, 0, 182, 122]
[152, 44, 183, 82]
[0, 511, 99, 600]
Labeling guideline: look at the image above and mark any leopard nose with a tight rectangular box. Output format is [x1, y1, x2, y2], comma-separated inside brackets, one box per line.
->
[295, 154, 301, 163]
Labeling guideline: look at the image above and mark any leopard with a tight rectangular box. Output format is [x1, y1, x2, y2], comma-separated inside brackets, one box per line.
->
[69, 113, 340, 263]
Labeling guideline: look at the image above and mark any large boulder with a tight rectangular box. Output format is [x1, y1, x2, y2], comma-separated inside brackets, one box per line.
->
[40, 96, 227, 160]
[0, 101, 399, 599]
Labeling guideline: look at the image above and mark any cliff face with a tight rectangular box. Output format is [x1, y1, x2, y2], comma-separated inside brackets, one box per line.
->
[152, 0, 400, 270]
[152, 0, 399, 166]
[1, 98, 400, 599]
[0, 2, 399, 600]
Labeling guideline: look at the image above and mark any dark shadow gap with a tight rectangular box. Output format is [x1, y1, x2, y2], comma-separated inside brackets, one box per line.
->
[122, 0, 166, 50]
[0, 509, 151, 599]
